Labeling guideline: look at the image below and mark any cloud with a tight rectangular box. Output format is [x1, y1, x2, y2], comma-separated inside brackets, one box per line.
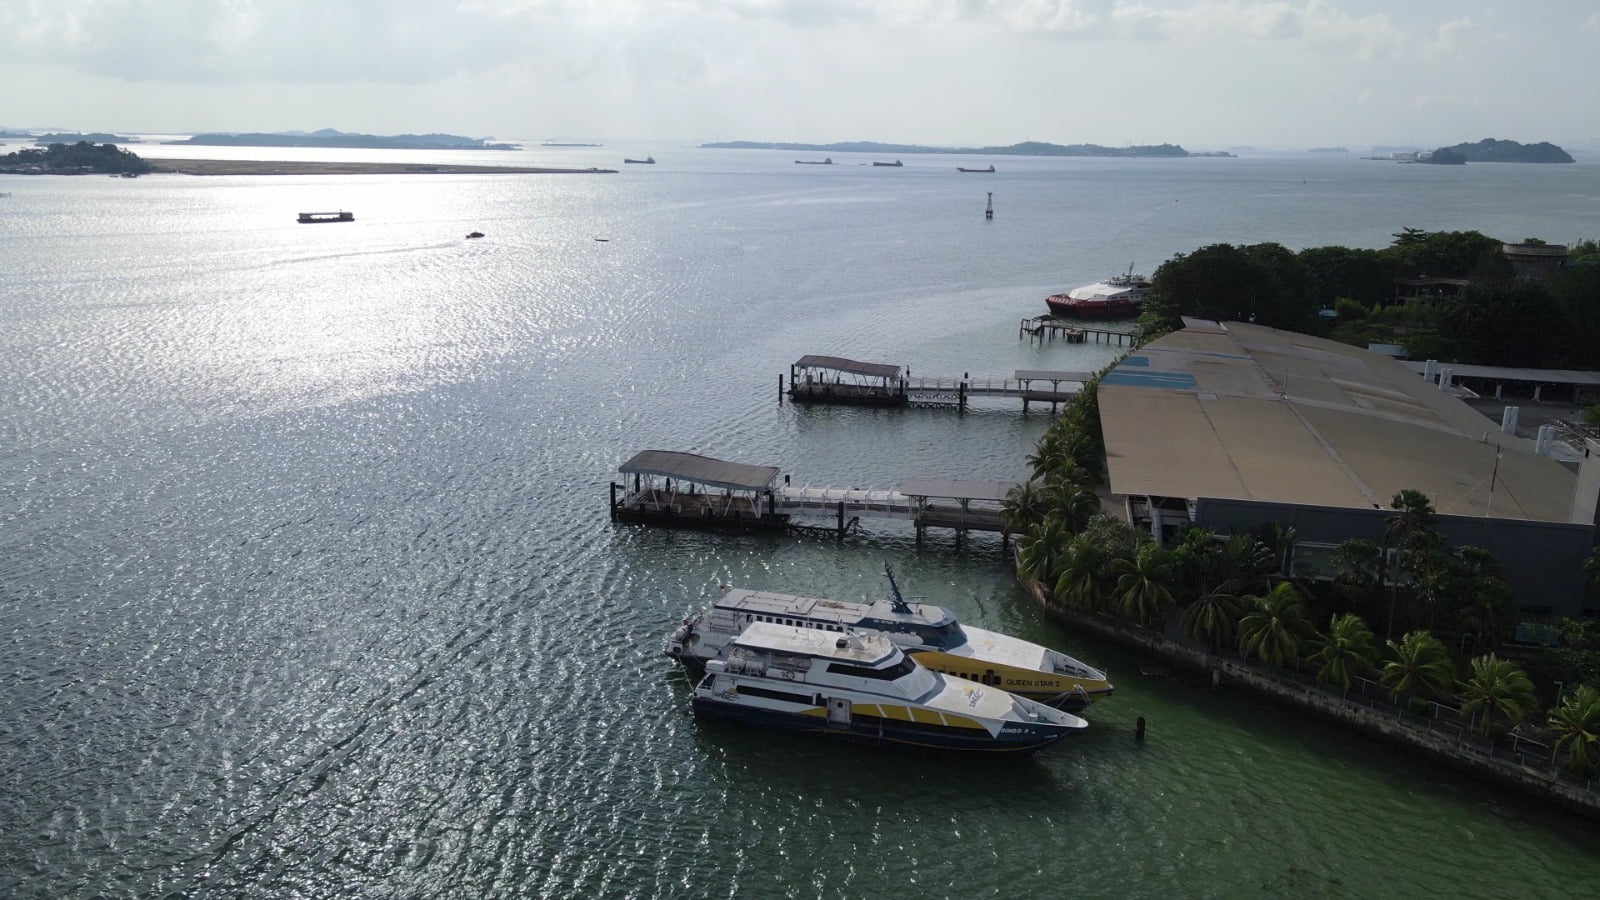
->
[2, 1, 532, 84]
[1585, 12, 1600, 34]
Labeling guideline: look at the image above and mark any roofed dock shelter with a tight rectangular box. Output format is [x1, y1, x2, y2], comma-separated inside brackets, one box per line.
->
[610, 450, 787, 532]
[786, 355, 907, 406]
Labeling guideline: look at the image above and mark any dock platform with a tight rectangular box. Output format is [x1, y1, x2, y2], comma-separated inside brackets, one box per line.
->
[611, 451, 1017, 542]
[1019, 315, 1134, 345]
[784, 356, 1087, 411]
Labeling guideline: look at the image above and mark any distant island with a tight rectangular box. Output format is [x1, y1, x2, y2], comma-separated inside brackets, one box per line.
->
[164, 129, 519, 151]
[1308, 146, 1348, 153]
[1428, 137, 1574, 163]
[32, 132, 142, 144]
[702, 140, 1232, 159]
[0, 140, 152, 175]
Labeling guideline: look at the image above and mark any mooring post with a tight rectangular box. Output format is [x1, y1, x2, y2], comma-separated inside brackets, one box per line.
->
[609, 482, 617, 519]
[1135, 716, 1146, 741]
[837, 501, 845, 537]
[778, 373, 784, 406]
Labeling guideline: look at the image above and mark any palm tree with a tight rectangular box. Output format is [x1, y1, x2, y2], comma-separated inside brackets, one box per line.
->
[1311, 613, 1379, 692]
[1112, 543, 1175, 627]
[1236, 582, 1314, 667]
[1584, 547, 1600, 596]
[1456, 654, 1537, 736]
[1017, 516, 1070, 586]
[1330, 539, 1383, 618]
[1044, 481, 1102, 534]
[1548, 684, 1600, 775]
[1181, 583, 1242, 650]
[1379, 630, 1454, 700]
[1052, 534, 1108, 612]
[1217, 532, 1276, 597]
[1002, 479, 1047, 534]
[1383, 489, 1438, 639]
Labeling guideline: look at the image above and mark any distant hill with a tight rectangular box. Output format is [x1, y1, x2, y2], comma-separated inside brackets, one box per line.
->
[701, 140, 1222, 158]
[1308, 146, 1348, 153]
[32, 132, 141, 144]
[1433, 138, 1574, 163]
[166, 129, 519, 150]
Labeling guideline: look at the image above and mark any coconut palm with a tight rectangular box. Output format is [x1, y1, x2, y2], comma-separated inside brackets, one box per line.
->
[1111, 543, 1175, 627]
[1044, 481, 1102, 534]
[1236, 582, 1315, 667]
[1217, 532, 1276, 597]
[1548, 684, 1600, 775]
[1002, 479, 1047, 534]
[1379, 630, 1455, 700]
[1311, 613, 1380, 691]
[1053, 533, 1109, 612]
[1383, 489, 1439, 639]
[1330, 539, 1383, 617]
[1181, 583, 1242, 650]
[1457, 654, 1537, 736]
[1017, 516, 1070, 586]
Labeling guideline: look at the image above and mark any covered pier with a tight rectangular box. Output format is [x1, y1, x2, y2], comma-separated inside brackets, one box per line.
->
[775, 476, 1018, 541]
[610, 450, 787, 531]
[786, 355, 907, 406]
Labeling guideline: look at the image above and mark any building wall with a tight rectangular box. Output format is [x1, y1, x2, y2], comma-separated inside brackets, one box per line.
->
[1193, 496, 1591, 617]
[1571, 439, 1600, 528]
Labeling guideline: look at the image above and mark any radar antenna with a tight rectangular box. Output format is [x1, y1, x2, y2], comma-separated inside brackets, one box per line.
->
[884, 562, 913, 615]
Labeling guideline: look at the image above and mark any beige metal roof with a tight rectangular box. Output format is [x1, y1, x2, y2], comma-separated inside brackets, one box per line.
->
[1099, 322, 1577, 521]
[792, 355, 902, 380]
[619, 450, 779, 491]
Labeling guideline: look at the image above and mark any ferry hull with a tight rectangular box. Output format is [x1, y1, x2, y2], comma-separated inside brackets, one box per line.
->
[691, 697, 1071, 753]
[910, 651, 1113, 712]
[1044, 297, 1140, 320]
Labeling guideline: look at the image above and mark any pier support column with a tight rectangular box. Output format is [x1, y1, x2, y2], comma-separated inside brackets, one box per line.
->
[837, 501, 846, 537]
[609, 482, 617, 520]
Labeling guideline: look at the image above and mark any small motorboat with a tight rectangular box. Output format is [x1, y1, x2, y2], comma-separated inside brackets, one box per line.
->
[465, 231, 485, 239]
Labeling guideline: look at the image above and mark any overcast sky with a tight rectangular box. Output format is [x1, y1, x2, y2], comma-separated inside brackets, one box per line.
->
[4, 1, 1597, 150]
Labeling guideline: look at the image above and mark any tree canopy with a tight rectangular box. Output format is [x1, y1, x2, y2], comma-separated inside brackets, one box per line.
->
[0, 140, 153, 174]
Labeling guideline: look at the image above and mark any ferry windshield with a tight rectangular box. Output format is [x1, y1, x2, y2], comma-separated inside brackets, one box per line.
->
[863, 619, 967, 649]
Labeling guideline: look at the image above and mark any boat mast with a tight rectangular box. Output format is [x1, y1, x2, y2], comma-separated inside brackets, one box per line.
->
[884, 563, 913, 614]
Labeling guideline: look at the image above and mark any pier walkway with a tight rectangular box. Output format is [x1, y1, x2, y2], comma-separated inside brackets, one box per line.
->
[1019, 315, 1136, 345]
[610, 450, 1016, 540]
[784, 356, 1088, 411]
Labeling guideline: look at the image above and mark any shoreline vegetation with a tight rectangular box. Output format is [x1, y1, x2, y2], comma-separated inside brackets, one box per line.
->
[702, 139, 1235, 158]
[144, 159, 616, 176]
[1004, 235, 1600, 819]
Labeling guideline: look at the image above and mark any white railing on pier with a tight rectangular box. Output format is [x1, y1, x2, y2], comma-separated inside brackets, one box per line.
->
[903, 375, 1083, 399]
[774, 486, 919, 520]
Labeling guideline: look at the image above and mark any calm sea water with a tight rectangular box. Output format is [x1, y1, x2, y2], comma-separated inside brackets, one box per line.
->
[3, 147, 1599, 898]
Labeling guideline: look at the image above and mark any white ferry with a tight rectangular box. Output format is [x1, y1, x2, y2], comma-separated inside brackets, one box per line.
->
[691, 623, 1088, 752]
[666, 568, 1113, 711]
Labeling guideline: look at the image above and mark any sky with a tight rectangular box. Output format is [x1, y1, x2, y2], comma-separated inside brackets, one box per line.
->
[3, 0, 1598, 150]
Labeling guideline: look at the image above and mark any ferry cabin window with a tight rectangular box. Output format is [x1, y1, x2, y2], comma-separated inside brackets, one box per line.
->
[825, 658, 918, 681]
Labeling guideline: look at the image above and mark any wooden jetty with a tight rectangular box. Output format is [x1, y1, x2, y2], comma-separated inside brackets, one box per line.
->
[610, 450, 1017, 542]
[609, 450, 787, 532]
[1019, 315, 1134, 345]
[784, 355, 1087, 411]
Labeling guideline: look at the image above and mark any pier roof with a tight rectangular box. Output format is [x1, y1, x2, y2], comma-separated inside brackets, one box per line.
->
[899, 477, 1016, 502]
[793, 355, 902, 380]
[1097, 321, 1576, 521]
[619, 451, 779, 491]
[1394, 360, 1600, 387]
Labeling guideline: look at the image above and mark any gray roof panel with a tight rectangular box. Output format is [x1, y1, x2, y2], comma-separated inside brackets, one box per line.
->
[793, 355, 903, 380]
[619, 450, 779, 491]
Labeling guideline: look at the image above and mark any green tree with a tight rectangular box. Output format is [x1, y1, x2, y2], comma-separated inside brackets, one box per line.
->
[1052, 533, 1109, 612]
[1457, 654, 1538, 736]
[1440, 280, 1565, 368]
[1330, 539, 1384, 618]
[1384, 489, 1438, 639]
[1548, 683, 1600, 775]
[1017, 516, 1071, 586]
[1380, 630, 1455, 700]
[1112, 543, 1176, 627]
[1002, 479, 1047, 534]
[1181, 583, 1242, 650]
[1312, 613, 1380, 691]
[1236, 582, 1315, 666]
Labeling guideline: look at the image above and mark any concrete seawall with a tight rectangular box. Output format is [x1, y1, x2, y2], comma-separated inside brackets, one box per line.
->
[1023, 579, 1600, 822]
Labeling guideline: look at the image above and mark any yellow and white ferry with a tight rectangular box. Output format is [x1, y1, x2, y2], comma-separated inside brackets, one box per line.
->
[667, 568, 1113, 711]
[691, 622, 1088, 752]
